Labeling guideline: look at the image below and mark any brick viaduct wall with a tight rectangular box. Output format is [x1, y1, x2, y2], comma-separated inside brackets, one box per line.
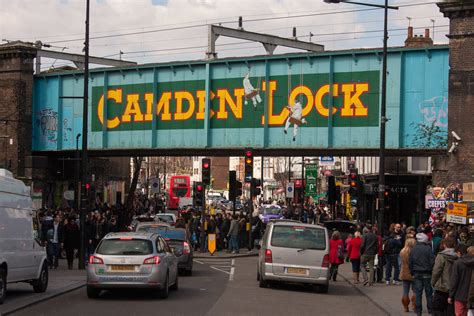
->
[433, 1, 474, 186]
[0, 43, 36, 179]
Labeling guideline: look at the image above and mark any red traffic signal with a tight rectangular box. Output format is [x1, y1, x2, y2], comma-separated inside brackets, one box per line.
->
[245, 150, 253, 157]
[85, 183, 91, 190]
[196, 184, 203, 192]
[203, 162, 210, 169]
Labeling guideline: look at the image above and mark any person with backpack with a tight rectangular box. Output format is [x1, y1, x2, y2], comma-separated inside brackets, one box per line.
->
[449, 246, 474, 316]
[329, 230, 344, 281]
[431, 236, 458, 316]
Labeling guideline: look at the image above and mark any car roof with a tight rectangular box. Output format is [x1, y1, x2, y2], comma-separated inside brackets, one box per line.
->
[104, 232, 158, 240]
[270, 220, 326, 229]
[136, 222, 171, 228]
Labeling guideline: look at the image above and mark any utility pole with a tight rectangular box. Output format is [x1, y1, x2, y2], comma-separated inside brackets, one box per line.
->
[78, 0, 90, 270]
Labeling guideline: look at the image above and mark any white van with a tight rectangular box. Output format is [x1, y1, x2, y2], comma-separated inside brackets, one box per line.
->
[0, 169, 48, 304]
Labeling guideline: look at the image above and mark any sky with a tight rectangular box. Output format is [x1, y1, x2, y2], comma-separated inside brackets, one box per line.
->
[0, 0, 449, 71]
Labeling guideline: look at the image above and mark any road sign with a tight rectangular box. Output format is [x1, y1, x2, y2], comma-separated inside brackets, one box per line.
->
[305, 163, 318, 198]
[286, 182, 295, 199]
[208, 233, 216, 255]
[150, 178, 160, 194]
[446, 202, 468, 224]
[319, 156, 335, 166]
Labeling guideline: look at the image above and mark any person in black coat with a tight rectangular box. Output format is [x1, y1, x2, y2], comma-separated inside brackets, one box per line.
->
[63, 215, 80, 269]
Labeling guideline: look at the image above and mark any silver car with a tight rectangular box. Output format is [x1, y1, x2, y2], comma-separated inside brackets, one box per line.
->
[257, 220, 330, 293]
[86, 232, 178, 299]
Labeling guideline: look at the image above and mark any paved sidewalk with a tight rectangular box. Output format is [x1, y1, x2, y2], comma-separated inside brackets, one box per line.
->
[193, 248, 259, 259]
[0, 259, 86, 315]
[337, 263, 432, 315]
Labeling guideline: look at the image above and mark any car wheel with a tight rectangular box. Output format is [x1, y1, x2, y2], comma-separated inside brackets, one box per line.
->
[258, 268, 268, 288]
[32, 263, 48, 293]
[86, 286, 101, 299]
[257, 268, 260, 281]
[170, 273, 178, 291]
[159, 273, 169, 299]
[0, 268, 6, 305]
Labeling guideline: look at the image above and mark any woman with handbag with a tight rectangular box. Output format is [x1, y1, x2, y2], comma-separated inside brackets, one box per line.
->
[329, 230, 345, 281]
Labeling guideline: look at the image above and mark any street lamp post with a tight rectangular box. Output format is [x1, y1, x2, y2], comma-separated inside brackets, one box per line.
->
[75, 133, 81, 215]
[78, 0, 90, 270]
[323, 0, 398, 233]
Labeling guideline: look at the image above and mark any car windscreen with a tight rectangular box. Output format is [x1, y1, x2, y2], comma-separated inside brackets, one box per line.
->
[263, 207, 281, 215]
[136, 227, 185, 241]
[271, 226, 326, 250]
[157, 215, 174, 223]
[96, 238, 153, 255]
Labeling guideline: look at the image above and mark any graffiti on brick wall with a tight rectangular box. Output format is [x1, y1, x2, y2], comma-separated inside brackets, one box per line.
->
[63, 118, 72, 143]
[36, 108, 58, 143]
[410, 96, 448, 148]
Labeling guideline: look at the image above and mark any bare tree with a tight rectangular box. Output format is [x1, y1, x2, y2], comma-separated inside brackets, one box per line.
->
[126, 156, 143, 213]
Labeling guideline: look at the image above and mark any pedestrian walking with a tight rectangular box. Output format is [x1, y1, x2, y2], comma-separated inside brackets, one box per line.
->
[409, 233, 434, 316]
[329, 230, 344, 281]
[227, 215, 240, 254]
[400, 238, 416, 312]
[384, 224, 403, 285]
[360, 226, 378, 286]
[348, 231, 362, 284]
[432, 236, 458, 316]
[449, 246, 474, 316]
[63, 215, 80, 269]
[45, 214, 64, 269]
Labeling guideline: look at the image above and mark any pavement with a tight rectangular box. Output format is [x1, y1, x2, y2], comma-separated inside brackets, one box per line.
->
[0, 259, 85, 315]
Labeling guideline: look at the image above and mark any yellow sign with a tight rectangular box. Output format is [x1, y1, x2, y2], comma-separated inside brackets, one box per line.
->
[208, 233, 216, 255]
[447, 202, 468, 217]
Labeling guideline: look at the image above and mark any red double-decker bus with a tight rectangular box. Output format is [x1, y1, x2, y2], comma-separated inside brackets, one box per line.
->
[167, 175, 191, 210]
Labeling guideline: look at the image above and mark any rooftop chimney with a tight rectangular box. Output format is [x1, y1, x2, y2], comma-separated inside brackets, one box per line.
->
[405, 26, 433, 48]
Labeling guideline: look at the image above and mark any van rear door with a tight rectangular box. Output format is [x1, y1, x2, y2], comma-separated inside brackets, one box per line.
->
[269, 225, 327, 279]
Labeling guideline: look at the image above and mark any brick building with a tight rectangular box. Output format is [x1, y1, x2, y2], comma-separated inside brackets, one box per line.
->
[433, 1, 474, 186]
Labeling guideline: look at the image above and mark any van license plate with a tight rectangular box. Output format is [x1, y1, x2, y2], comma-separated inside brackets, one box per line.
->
[286, 267, 308, 275]
[110, 265, 135, 271]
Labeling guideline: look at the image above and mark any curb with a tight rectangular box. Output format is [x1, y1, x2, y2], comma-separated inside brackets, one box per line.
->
[339, 274, 391, 316]
[1, 281, 85, 316]
[193, 252, 259, 259]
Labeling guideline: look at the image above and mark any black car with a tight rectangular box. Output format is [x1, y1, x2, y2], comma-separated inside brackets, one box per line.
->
[323, 220, 358, 241]
[136, 226, 193, 276]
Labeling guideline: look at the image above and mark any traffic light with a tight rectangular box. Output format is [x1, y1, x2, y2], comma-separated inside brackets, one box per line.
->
[229, 171, 237, 202]
[193, 182, 204, 208]
[236, 180, 243, 198]
[348, 168, 358, 196]
[202, 158, 211, 185]
[251, 178, 262, 197]
[244, 150, 253, 183]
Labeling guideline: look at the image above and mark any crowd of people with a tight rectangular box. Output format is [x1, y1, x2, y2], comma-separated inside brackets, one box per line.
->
[36, 196, 474, 315]
[329, 222, 474, 316]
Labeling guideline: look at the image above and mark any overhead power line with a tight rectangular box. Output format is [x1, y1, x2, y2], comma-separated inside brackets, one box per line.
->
[47, 1, 440, 45]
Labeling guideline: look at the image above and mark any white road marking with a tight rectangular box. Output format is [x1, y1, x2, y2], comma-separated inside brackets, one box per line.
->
[229, 259, 235, 281]
[210, 266, 231, 275]
[193, 259, 204, 265]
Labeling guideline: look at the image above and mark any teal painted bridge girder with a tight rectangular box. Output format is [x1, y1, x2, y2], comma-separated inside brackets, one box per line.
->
[32, 45, 449, 156]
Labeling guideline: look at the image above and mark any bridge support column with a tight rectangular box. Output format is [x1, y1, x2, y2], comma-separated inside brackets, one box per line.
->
[433, 2, 474, 186]
[0, 42, 38, 180]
